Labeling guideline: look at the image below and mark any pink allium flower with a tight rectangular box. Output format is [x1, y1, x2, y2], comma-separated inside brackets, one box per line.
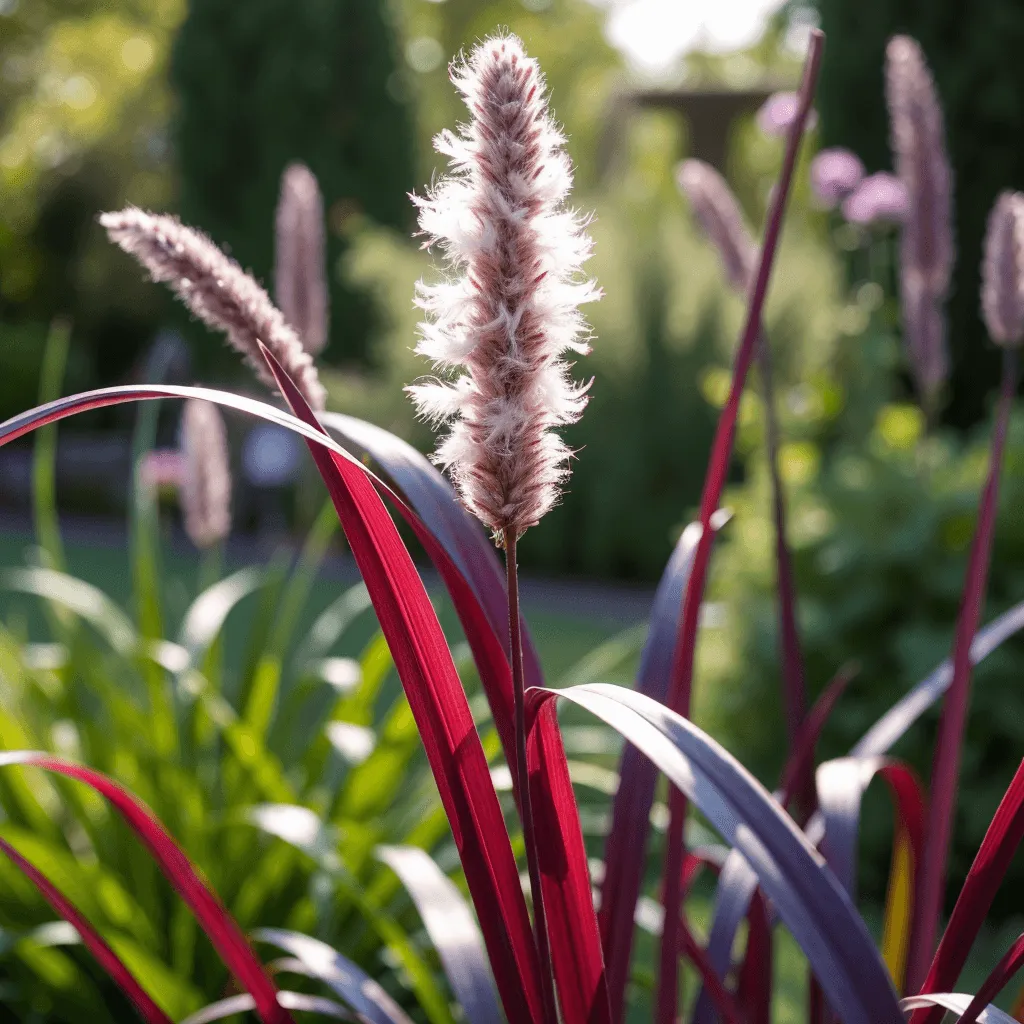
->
[275, 162, 329, 356]
[406, 35, 599, 544]
[101, 209, 326, 412]
[757, 91, 819, 138]
[810, 147, 865, 209]
[676, 159, 756, 293]
[841, 172, 909, 226]
[981, 191, 1024, 347]
[885, 35, 954, 297]
[180, 399, 232, 550]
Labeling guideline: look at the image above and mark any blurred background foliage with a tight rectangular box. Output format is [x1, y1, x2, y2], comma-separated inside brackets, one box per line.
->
[4, 0, 1024, 929]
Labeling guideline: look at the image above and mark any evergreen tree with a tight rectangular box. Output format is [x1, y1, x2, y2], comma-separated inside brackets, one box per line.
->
[171, 0, 416, 370]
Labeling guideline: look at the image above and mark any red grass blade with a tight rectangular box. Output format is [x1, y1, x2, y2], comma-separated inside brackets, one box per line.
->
[658, 33, 825, 1024]
[758, 332, 811, 814]
[0, 836, 173, 1024]
[909, 348, 1021, 990]
[956, 933, 1024, 1024]
[527, 697, 612, 1024]
[780, 662, 859, 810]
[601, 518, 720, 1022]
[915, 757, 1024, 1021]
[531, 682, 903, 1024]
[0, 753, 292, 1024]
[679, 916, 742, 1024]
[258, 346, 544, 1024]
[902, 993, 1017, 1024]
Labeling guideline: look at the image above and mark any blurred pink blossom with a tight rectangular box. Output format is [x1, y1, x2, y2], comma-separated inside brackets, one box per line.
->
[810, 148, 865, 209]
[842, 172, 909, 226]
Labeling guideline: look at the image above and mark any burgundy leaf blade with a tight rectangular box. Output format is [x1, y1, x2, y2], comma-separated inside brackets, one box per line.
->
[0, 836, 174, 1024]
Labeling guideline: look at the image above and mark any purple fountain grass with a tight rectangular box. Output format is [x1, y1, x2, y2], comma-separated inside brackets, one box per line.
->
[180, 399, 232, 550]
[275, 163, 329, 356]
[981, 191, 1024, 347]
[676, 157, 811, 805]
[656, 32, 825, 1024]
[885, 35, 954, 409]
[407, 33, 599, 1024]
[907, 189, 1024, 994]
[101, 209, 326, 412]
[406, 34, 599, 547]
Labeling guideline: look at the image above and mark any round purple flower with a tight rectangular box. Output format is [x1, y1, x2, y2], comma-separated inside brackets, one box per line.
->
[810, 147, 865, 209]
[756, 91, 819, 137]
[842, 172, 909, 226]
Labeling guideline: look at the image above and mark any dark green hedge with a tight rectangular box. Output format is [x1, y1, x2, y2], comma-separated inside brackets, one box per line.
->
[171, 0, 416, 372]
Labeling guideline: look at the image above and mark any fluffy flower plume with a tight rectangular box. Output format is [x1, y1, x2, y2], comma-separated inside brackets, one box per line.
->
[677, 160, 756, 293]
[886, 36, 954, 296]
[101, 209, 326, 411]
[275, 163, 329, 356]
[981, 191, 1024, 347]
[180, 399, 231, 550]
[841, 172, 909, 226]
[406, 35, 599, 543]
[810, 148, 865, 209]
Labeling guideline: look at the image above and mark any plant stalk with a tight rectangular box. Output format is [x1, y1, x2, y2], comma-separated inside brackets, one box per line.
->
[656, 31, 825, 1024]
[506, 532, 559, 1024]
[907, 344, 1019, 998]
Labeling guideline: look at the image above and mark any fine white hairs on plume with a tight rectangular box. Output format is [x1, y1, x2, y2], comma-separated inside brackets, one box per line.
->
[275, 163, 330, 356]
[180, 399, 231, 550]
[406, 34, 600, 544]
[101, 208, 326, 411]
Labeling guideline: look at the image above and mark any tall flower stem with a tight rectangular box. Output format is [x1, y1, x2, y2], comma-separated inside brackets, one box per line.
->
[506, 532, 558, 1024]
[656, 31, 824, 1024]
[908, 344, 1020, 996]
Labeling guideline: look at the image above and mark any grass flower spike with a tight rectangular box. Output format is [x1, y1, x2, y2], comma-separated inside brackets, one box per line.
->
[981, 191, 1024, 347]
[180, 399, 232, 550]
[101, 208, 326, 411]
[407, 33, 599, 546]
[275, 163, 329, 356]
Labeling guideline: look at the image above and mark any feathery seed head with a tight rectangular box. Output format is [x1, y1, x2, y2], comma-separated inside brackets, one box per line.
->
[275, 163, 329, 356]
[180, 399, 231, 550]
[677, 159, 756, 294]
[101, 208, 326, 411]
[981, 191, 1024, 348]
[406, 34, 599, 545]
[885, 35, 954, 296]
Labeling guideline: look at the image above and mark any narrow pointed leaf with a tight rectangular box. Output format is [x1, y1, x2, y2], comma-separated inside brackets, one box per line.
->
[901, 993, 1017, 1024]
[181, 992, 355, 1024]
[253, 929, 414, 1024]
[260, 349, 544, 1024]
[376, 845, 502, 1024]
[911, 350, 1021, 991]
[0, 753, 292, 1024]
[0, 837, 173, 1024]
[698, 599, 1024, 1021]
[529, 683, 903, 1024]
[916, 758, 1024, 1020]
[954, 933, 1024, 1024]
